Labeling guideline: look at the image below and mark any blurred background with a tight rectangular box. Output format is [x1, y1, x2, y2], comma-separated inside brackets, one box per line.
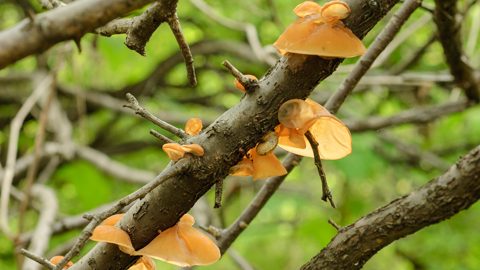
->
[1, 0, 480, 269]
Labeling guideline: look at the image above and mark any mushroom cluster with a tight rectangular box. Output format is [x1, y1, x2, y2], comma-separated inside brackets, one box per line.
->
[162, 118, 205, 161]
[276, 98, 351, 159]
[274, 0, 366, 58]
[89, 213, 221, 268]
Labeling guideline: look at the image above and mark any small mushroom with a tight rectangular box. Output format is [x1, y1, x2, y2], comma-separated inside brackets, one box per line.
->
[162, 143, 205, 161]
[90, 214, 136, 254]
[182, 144, 205, 156]
[50, 256, 74, 269]
[249, 148, 287, 180]
[277, 99, 352, 160]
[162, 143, 186, 161]
[294, 1, 322, 17]
[185, 118, 203, 136]
[135, 214, 220, 267]
[256, 131, 279, 155]
[273, 0, 366, 58]
[230, 157, 254, 176]
[234, 75, 258, 93]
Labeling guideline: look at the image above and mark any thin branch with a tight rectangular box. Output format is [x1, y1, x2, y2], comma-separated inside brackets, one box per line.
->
[19, 249, 55, 270]
[305, 131, 335, 208]
[300, 145, 480, 270]
[0, 74, 53, 238]
[21, 185, 58, 270]
[325, 0, 422, 113]
[223, 60, 259, 93]
[0, 0, 160, 69]
[124, 93, 188, 138]
[434, 0, 480, 102]
[214, 179, 223, 208]
[167, 12, 197, 86]
[149, 129, 175, 144]
[345, 100, 470, 132]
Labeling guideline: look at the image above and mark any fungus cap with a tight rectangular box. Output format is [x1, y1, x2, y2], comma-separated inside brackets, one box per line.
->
[185, 118, 203, 136]
[256, 131, 279, 155]
[230, 157, 254, 176]
[277, 99, 352, 160]
[321, 0, 351, 22]
[278, 99, 317, 130]
[162, 143, 186, 161]
[250, 149, 287, 180]
[293, 1, 322, 17]
[135, 214, 220, 267]
[128, 257, 156, 270]
[90, 214, 136, 255]
[274, 17, 366, 58]
[182, 144, 205, 156]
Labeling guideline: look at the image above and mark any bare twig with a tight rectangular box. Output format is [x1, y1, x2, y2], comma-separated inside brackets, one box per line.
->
[214, 179, 223, 208]
[21, 185, 58, 270]
[223, 60, 259, 93]
[150, 129, 175, 144]
[327, 219, 341, 231]
[0, 74, 53, 238]
[434, 0, 480, 102]
[167, 12, 197, 86]
[325, 0, 422, 113]
[124, 93, 188, 138]
[305, 131, 335, 208]
[18, 78, 56, 234]
[345, 100, 470, 132]
[19, 249, 55, 270]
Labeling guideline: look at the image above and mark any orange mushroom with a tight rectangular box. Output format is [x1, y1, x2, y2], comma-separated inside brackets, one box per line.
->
[50, 256, 74, 269]
[234, 75, 258, 93]
[90, 214, 136, 254]
[276, 99, 352, 160]
[185, 118, 203, 136]
[273, 0, 366, 58]
[162, 143, 205, 161]
[230, 146, 287, 180]
[135, 214, 220, 267]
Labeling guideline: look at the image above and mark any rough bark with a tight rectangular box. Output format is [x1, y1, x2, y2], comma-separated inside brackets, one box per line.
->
[0, 0, 172, 68]
[67, 0, 400, 269]
[300, 145, 480, 270]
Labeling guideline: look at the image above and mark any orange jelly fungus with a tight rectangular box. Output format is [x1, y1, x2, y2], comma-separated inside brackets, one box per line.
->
[135, 214, 220, 267]
[185, 118, 203, 136]
[277, 99, 352, 160]
[234, 75, 258, 93]
[49, 256, 74, 269]
[230, 147, 287, 180]
[90, 214, 220, 267]
[162, 143, 205, 161]
[274, 0, 366, 58]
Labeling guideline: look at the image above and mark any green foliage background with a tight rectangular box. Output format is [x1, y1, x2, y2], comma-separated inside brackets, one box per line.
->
[1, 0, 479, 269]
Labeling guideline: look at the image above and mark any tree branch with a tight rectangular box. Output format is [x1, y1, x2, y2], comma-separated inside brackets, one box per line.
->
[0, 0, 164, 68]
[300, 145, 480, 270]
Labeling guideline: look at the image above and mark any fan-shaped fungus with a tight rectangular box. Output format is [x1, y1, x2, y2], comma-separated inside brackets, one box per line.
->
[90, 214, 135, 254]
[274, 0, 366, 58]
[162, 143, 205, 161]
[135, 214, 220, 267]
[230, 146, 287, 180]
[50, 256, 74, 269]
[234, 75, 258, 93]
[185, 118, 203, 136]
[277, 99, 351, 160]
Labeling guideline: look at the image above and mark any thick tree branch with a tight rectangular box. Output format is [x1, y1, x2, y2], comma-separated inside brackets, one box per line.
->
[300, 145, 480, 270]
[66, 1, 403, 269]
[0, 0, 165, 68]
[433, 0, 480, 102]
